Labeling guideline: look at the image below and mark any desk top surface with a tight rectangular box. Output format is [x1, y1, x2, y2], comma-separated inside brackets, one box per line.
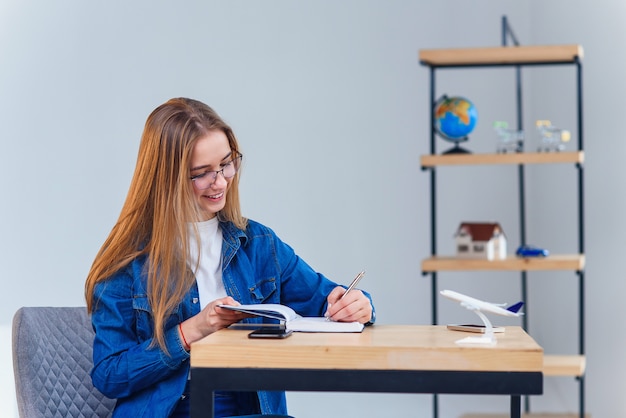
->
[191, 325, 543, 373]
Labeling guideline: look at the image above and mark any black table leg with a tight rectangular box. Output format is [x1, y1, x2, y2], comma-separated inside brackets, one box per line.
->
[190, 369, 214, 418]
[510, 395, 521, 418]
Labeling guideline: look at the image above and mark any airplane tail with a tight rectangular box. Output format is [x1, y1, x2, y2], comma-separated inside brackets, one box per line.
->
[507, 301, 524, 314]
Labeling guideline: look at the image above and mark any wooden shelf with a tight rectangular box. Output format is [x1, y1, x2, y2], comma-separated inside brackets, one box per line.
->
[421, 255, 585, 272]
[543, 354, 586, 377]
[421, 151, 584, 168]
[461, 353, 588, 417]
[419, 44, 583, 67]
[461, 414, 591, 418]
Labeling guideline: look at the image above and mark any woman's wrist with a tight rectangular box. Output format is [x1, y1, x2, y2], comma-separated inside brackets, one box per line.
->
[179, 316, 212, 350]
[178, 322, 191, 351]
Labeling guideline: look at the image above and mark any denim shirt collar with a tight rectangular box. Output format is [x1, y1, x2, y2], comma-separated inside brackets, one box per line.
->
[220, 220, 247, 270]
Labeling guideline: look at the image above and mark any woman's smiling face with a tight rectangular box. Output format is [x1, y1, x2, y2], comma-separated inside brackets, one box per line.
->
[189, 129, 235, 221]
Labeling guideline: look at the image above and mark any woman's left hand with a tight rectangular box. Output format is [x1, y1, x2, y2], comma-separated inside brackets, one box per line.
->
[324, 286, 373, 324]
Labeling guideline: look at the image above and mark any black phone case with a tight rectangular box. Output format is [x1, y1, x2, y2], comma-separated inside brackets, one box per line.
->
[248, 328, 293, 339]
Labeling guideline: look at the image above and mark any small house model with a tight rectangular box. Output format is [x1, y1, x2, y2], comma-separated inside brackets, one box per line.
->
[455, 222, 507, 260]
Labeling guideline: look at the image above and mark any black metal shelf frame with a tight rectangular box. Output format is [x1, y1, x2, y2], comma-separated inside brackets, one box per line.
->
[421, 16, 585, 418]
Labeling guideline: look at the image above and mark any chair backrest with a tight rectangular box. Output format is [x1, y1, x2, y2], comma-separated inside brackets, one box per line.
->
[12, 307, 116, 418]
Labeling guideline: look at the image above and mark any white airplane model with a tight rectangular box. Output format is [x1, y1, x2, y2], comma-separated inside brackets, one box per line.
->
[440, 289, 524, 345]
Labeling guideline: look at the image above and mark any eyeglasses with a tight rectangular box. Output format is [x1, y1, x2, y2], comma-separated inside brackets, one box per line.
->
[190, 154, 242, 190]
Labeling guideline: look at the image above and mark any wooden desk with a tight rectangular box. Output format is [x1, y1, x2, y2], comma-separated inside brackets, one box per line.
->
[190, 325, 543, 418]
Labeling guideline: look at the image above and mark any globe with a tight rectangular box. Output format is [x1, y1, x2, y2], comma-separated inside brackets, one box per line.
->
[434, 95, 478, 154]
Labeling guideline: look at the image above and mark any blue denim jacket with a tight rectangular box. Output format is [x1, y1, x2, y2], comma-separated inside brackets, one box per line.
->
[91, 219, 375, 417]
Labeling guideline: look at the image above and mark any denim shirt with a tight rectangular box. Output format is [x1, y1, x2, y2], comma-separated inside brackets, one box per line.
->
[90, 219, 375, 417]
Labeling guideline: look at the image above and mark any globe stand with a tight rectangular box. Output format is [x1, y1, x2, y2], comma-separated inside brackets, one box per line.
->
[442, 143, 472, 155]
[441, 137, 472, 155]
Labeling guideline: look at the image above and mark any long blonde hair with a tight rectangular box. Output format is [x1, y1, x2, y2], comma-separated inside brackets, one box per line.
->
[85, 98, 246, 351]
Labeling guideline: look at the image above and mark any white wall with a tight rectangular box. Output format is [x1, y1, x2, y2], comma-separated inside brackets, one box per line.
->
[0, 1, 620, 417]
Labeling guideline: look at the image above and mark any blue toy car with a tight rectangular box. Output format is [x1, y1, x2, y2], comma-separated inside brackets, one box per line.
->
[515, 245, 549, 258]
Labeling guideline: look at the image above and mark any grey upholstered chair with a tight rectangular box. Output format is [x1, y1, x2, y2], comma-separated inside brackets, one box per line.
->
[12, 306, 294, 418]
[12, 306, 115, 418]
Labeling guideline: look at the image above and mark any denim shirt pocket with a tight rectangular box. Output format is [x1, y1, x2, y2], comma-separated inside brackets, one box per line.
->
[248, 277, 279, 303]
[132, 294, 182, 341]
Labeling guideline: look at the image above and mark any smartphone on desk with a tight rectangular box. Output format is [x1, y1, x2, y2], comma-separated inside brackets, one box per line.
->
[447, 324, 505, 333]
[248, 328, 293, 339]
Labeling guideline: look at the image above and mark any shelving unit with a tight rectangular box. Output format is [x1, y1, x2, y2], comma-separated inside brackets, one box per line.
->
[419, 18, 586, 418]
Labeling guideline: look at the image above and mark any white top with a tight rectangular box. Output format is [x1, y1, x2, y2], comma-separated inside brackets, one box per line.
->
[187, 217, 227, 310]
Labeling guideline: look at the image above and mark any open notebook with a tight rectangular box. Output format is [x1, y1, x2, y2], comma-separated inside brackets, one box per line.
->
[218, 303, 364, 333]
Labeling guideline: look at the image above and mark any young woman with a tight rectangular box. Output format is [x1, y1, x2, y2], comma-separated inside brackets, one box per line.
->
[84, 98, 375, 417]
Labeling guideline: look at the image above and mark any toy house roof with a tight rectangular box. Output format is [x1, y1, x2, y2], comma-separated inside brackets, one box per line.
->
[456, 222, 506, 241]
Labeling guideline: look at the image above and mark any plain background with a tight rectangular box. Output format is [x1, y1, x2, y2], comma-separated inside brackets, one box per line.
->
[0, 1, 622, 417]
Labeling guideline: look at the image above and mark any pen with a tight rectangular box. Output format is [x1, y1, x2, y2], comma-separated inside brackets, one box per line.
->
[339, 270, 366, 300]
[325, 270, 366, 321]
